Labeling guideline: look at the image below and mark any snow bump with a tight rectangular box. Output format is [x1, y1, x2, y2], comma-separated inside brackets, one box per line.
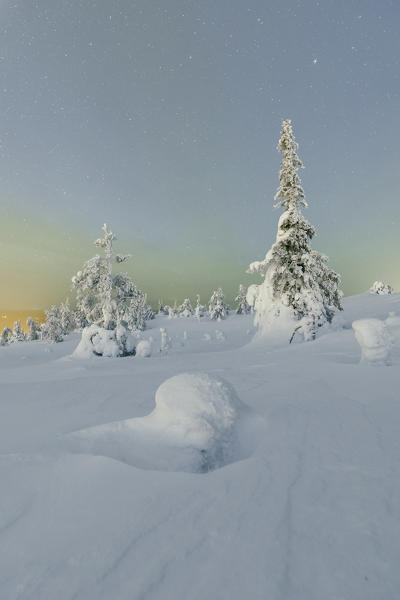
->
[67, 373, 259, 474]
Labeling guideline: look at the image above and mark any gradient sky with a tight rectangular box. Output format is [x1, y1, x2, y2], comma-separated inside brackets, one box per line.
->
[1, 0, 399, 309]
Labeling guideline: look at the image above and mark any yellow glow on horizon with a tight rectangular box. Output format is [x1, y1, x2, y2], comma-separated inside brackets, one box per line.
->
[0, 310, 45, 333]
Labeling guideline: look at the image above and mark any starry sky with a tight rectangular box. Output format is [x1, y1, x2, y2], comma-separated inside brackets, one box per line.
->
[1, 0, 399, 309]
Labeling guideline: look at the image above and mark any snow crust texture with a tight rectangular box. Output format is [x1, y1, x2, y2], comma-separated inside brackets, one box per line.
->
[352, 318, 391, 365]
[1, 294, 400, 600]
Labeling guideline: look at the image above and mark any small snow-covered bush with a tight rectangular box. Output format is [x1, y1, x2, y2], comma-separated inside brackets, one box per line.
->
[352, 318, 390, 365]
[369, 281, 393, 295]
[73, 324, 136, 358]
[136, 339, 152, 358]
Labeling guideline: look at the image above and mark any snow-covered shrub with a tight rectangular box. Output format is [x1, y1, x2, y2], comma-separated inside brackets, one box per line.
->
[11, 321, 26, 342]
[0, 327, 12, 346]
[136, 339, 152, 358]
[352, 318, 390, 365]
[208, 288, 229, 320]
[247, 120, 342, 341]
[369, 281, 393, 295]
[73, 324, 136, 358]
[235, 284, 250, 314]
[160, 327, 171, 353]
[26, 317, 41, 341]
[41, 306, 64, 342]
[178, 298, 194, 318]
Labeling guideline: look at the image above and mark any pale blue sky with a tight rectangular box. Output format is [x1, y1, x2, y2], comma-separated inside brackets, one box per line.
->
[1, 0, 399, 308]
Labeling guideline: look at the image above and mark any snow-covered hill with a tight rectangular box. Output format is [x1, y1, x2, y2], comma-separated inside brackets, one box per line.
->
[1, 294, 399, 599]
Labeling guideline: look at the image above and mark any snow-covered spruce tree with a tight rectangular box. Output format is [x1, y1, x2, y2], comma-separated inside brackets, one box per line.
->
[11, 320, 26, 342]
[41, 306, 64, 342]
[235, 284, 250, 315]
[248, 120, 342, 341]
[26, 317, 41, 341]
[60, 298, 76, 334]
[178, 298, 194, 318]
[208, 288, 229, 321]
[1, 327, 12, 346]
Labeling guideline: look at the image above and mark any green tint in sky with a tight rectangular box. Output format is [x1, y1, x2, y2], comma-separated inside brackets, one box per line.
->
[0, 0, 399, 308]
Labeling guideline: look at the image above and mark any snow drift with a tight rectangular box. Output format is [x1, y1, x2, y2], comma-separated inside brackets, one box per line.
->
[67, 373, 260, 473]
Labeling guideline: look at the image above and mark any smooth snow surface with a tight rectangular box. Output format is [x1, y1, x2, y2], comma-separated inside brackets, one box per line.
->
[1, 294, 400, 599]
[352, 318, 390, 365]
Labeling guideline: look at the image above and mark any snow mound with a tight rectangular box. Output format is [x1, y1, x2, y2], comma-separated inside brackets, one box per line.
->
[72, 324, 136, 358]
[136, 339, 152, 358]
[352, 318, 390, 365]
[67, 373, 261, 473]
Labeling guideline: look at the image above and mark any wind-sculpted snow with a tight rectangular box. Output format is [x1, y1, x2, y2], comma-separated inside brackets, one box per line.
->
[1, 295, 400, 599]
[67, 373, 261, 473]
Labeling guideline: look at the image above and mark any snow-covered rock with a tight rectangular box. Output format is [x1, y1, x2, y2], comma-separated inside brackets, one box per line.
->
[352, 318, 391, 365]
[72, 324, 136, 358]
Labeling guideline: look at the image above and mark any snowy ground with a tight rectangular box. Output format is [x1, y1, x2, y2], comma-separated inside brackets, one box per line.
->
[1, 294, 400, 599]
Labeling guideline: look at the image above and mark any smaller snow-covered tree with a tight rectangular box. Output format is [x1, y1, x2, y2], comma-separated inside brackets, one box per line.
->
[74, 308, 88, 329]
[369, 281, 393, 295]
[143, 297, 155, 321]
[158, 300, 168, 315]
[194, 294, 205, 319]
[26, 317, 41, 341]
[178, 298, 194, 318]
[41, 306, 64, 342]
[125, 293, 153, 332]
[1, 327, 12, 346]
[208, 288, 229, 321]
[167, 302, 178, 319]
[60, 298, 76, 334]
[235, 284, 250, 315]
[11, 321, 26, 342]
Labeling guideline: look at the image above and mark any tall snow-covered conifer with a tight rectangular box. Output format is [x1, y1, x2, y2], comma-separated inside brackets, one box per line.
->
[248, 120, 342, 340]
